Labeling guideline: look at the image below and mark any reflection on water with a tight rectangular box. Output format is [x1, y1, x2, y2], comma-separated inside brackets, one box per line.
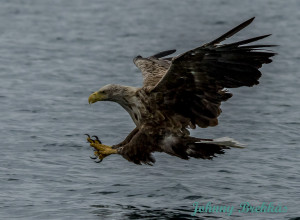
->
[91, 204, 206, 220]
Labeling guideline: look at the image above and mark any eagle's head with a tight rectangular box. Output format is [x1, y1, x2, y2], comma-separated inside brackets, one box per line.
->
[88, 84, 124, 104]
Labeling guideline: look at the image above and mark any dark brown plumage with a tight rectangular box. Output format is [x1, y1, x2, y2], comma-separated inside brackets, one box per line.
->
[88, 17, 275, 165]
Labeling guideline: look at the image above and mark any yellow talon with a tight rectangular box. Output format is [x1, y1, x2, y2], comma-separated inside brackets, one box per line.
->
[86, 135, 117, 162]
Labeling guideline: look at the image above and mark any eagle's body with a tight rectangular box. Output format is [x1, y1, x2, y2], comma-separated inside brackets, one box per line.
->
[87, 17, 275, 165]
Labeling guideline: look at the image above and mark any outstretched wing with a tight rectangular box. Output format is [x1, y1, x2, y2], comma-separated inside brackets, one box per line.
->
[151, 17, 276, 128]
[133, 49, 176, 87]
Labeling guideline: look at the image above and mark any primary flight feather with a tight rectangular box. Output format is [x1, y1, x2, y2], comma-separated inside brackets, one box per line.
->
[86, 17, 275, 165]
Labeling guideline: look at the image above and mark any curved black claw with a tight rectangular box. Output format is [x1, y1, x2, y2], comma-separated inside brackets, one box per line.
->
[94, 159, 103, 163]
[92, 135, 102, 144]
[90, 155, 97, 160]
[85, 134, 90, 138]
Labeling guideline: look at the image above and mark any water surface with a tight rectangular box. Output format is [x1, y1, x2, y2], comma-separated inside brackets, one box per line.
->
[0, 0, 299, 219]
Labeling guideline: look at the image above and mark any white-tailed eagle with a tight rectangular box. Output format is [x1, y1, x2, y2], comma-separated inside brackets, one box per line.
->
[86, 17, 275, 165]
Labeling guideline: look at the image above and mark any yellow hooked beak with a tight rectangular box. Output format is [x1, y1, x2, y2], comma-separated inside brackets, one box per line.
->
[88, 92, 105, 104]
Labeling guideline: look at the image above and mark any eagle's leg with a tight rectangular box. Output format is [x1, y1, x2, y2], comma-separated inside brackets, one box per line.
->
[85, 134, 117, 162]
[111, 127, 139, 149]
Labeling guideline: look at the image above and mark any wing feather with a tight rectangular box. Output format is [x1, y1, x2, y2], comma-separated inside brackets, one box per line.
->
[152, 49, 176, 59]
[206, 17, 255, 46]
[151, 18, 276, 128]
[133, 50, 176, 87]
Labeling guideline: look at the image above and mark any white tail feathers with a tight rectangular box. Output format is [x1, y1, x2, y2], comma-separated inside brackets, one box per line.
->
[196, 137, 245, 148]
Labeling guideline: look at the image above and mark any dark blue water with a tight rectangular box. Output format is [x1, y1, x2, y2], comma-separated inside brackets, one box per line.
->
[0, 0, 299, 219]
